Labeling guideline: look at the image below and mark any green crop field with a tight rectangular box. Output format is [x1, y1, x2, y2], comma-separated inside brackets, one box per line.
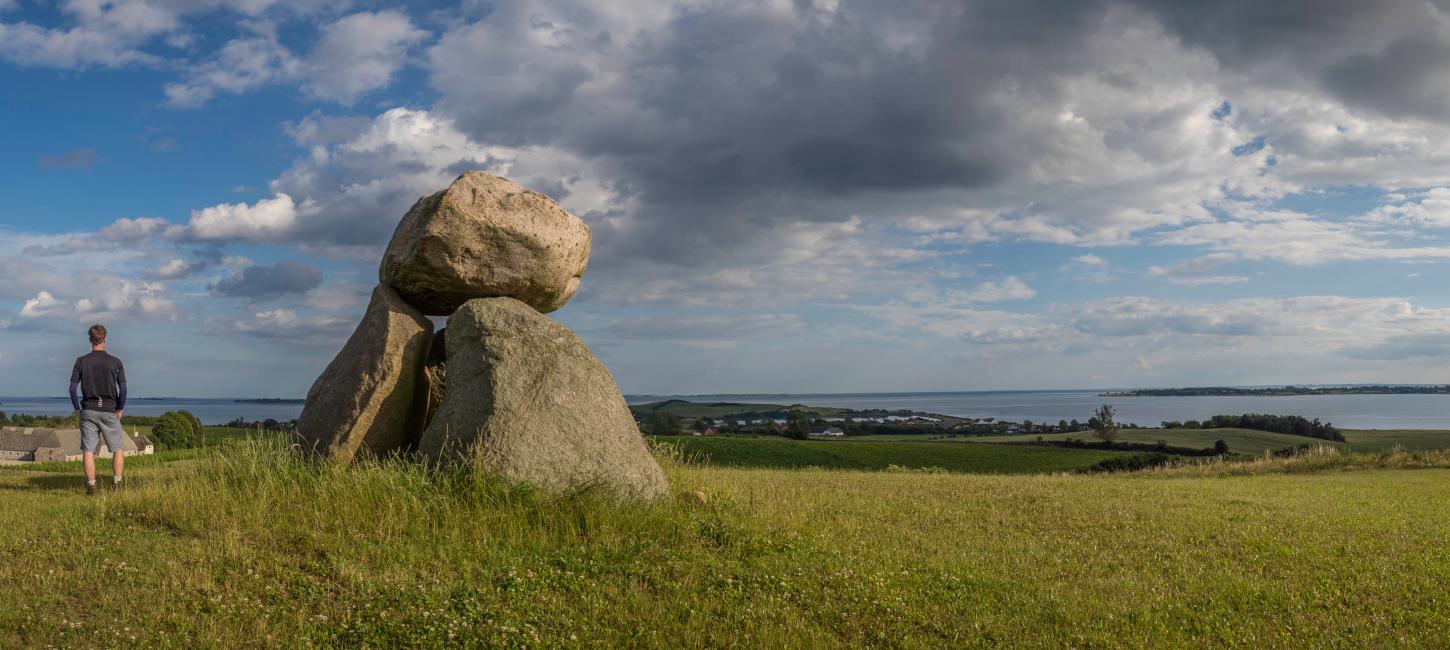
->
[0, 440, 1448, 646]
[659, 435, 1131, 473]
[977, 427, 1349, 455]
[977, 427, 1450, 455]
[1341, 429, 1450, 452]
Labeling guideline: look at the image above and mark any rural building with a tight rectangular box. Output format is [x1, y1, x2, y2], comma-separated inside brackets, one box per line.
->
[809, 426, 845, 436]
[0, 427, 155, 462]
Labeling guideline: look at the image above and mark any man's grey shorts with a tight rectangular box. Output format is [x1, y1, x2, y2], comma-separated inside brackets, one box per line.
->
[79, 410, 126, 453]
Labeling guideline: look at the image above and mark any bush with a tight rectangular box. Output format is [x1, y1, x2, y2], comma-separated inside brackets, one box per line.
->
[1082, 452, 1174, 473]
[1201, 414, 1344, 441]
[151, 410, 205, 449]
[642, 411, 682, 436]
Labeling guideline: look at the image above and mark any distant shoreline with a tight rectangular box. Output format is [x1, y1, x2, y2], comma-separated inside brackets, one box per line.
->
[233, 398, 306, 404]
[1104, 386, 1450, 397]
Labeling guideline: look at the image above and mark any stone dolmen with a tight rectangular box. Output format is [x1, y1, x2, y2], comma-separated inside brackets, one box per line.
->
[298, 172, 668, 499]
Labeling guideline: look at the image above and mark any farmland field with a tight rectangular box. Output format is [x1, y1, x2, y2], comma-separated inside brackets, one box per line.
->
[1341, 429, 1450, 452]
[657, 435, 1129, 473]
[977, 427, 1348, 454]
[0, 440, 1447, 646]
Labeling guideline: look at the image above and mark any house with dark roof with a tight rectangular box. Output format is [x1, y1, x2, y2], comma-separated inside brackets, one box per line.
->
[0, 427, 153, 462]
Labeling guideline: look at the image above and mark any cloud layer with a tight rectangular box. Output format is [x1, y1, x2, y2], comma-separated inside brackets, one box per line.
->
[6, 0, 1450, 394]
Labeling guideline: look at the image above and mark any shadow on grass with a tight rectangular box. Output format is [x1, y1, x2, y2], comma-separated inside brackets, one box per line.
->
[0, 472, 135, 493]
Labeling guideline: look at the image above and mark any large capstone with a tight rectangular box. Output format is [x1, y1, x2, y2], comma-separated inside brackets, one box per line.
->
[378, 171, 591, 315]
[297, 284, 433, 461]
[418, 297, 669, 499]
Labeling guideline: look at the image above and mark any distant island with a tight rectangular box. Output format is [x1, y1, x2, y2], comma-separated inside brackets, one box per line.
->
[1103, 385, 1450, 397]
[234, 398, 306, 404]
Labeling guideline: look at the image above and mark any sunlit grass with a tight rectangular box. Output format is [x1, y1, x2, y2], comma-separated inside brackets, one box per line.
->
[0, 437, 1446, 646]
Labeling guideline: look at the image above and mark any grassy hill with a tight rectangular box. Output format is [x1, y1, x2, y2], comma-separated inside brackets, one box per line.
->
[0, 440, 1448, 646]
[1341, 429, 1450, 452]
[978, 427, 1350, 455]
[659, 436, 1128, 473]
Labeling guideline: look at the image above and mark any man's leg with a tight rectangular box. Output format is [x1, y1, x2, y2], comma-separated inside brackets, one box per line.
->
[78, 411, 100, 494]
[99, 412, 126, 488]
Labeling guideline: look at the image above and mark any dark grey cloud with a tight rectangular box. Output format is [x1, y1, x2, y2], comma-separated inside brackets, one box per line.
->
[169, 0, 1450, 286]
[425, 0, 1450, 257]
[1128, 0, 1450, 122]
[211, 260, 323, 299]
[38, 148, 100, 169]
[427, 1, 1060, 265]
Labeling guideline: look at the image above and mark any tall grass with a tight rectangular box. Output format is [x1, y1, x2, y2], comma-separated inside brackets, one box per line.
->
[2, 436, 1450, 646]
[1149, 444, 1450, 477]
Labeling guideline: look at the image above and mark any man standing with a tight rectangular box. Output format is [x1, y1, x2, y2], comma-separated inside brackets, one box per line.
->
[69, 324, 127, 495]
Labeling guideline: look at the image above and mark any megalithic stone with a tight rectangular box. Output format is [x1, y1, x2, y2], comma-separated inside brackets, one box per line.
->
[418, 297, 669, 500]
[297, 284, 433, 461]
[379, 171, 591, 316]
[419, 327, 447, 433]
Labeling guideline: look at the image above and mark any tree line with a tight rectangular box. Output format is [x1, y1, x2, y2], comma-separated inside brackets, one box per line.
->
[1159, 414, 1344, 441]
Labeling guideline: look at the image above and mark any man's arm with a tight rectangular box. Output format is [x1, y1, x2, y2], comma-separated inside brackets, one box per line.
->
[114, 362, 126, 416]
[69, 360, 81, 412]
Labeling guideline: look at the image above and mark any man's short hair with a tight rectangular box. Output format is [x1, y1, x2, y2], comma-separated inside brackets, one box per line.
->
[88, 324, 107, 345]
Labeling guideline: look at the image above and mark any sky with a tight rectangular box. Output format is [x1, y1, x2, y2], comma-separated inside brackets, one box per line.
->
[3, 0, 1450, 397]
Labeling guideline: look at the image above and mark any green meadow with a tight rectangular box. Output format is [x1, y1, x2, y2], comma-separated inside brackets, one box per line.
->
[981, 427, 1343, 455]
[1, 439, 1449, 647]
[1340, 429, 1450, 452]
[981, 426, 1450, 455]
[657, 435, 1128, 473]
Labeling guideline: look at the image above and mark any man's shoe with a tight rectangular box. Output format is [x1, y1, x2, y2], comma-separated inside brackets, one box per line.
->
[112, 479, 124, 492]
[85, 483, 97, 496]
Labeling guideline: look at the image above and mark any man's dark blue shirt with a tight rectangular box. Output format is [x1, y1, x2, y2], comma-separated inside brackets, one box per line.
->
[70, 351, 127, 412]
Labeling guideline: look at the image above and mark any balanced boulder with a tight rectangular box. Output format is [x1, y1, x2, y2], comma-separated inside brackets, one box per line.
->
[297, 284, 433, 461]
[418, 297, 669, 499]
[379, 171, 591, 315]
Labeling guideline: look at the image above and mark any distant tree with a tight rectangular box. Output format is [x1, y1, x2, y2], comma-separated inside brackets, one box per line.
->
[644, 411, 681, 436]
[1091, 404, 1119, 442]
[1058, 419, 1068, 431]
[1069, 419, 1083, 432]
[1214, 439, 1230, 455]
[1184, 420, 1202, 429]
[785, 410, 811, 440]
[1201, 413, 1344, 442]
[0, 410, 6, 425]
[151, 410, 205, 449]
[692, 418, 709, 432]
[1023, 419, 1034, 431]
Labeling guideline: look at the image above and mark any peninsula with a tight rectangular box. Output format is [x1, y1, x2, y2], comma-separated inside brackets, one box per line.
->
[1103, 385, 1450, 397]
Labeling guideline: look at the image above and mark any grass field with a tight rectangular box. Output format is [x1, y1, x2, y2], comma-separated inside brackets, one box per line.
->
[974, 426, 1450, 456]
[978, 427, 1349, 455]
[657, 435, 1128, 473]
[0, 440, 1448, 646]
[1341, 429, 1450, 452]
